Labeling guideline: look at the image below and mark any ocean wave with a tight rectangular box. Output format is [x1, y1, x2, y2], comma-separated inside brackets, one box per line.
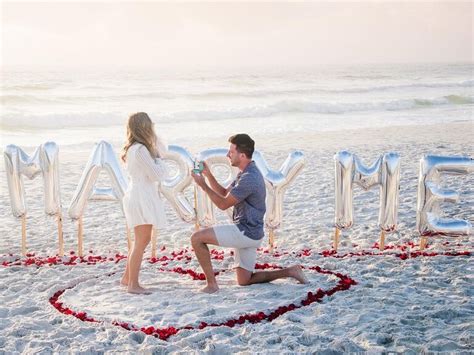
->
[1, 80, 473, 104]
[1, 95, 472, 129]
[323, 80, 474, 94]
[0, 112, 126, 129]
[181, 81, 474, 97]
[2, 84, 56, 91]
[0, 92, 176, 105]
[1, 94, 63, 105]
[162, 95, 474, 121]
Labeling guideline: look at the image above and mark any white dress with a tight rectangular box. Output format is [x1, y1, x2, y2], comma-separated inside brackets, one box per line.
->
[122, 143, 168, 229]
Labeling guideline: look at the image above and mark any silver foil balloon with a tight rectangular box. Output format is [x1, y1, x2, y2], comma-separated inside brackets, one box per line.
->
[253, 150, 306, 230]
[159, 145, 195, 223]
[334, 151, 401, 232]
[4, 142, 61, 218]
[334, 151, 355, 229]
[379, 152, 401, 232]
[416, 155, 474, 237]
[68, 141, 128, 220]
[89, 187, 120, 201]
[195, 148, 238, 227]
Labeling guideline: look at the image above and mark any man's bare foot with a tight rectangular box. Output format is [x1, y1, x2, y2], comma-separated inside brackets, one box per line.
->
[120, 279, 128, 287]
[289, 265, 309, 284]
[200, 284, 219, 294]
[127, 285, 152, 295]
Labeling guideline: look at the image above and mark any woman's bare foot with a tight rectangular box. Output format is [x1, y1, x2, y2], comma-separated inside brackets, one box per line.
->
[289, 265, 309, 284]
[127, 285, 152, 295]
[200, 284, 219, 294]
[120, 271, 129, 286]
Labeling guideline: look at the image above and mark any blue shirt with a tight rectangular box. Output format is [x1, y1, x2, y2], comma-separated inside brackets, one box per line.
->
[229, 161, 266, 240]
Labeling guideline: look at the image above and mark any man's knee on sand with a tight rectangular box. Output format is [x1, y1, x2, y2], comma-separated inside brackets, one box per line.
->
[236, 267, 253, 286]
[237, 278, 251, 286]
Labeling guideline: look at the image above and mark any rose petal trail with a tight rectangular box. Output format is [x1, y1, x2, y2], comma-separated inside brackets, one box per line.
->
[1, 241, 470, 268]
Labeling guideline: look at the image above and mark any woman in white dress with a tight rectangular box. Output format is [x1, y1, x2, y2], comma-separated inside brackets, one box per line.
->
[120, 112, 168, 294]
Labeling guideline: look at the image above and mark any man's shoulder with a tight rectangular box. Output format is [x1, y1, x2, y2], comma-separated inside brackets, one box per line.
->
[240, 163, 264, 189]
[232, 163, 263, 189]
[243, 162, 263, 179]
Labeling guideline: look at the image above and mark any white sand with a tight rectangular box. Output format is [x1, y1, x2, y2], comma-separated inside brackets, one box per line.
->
[0, 122, 473, 353]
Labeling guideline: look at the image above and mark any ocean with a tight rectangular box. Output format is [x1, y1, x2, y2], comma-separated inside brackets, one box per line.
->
[1, 63, 472, 149]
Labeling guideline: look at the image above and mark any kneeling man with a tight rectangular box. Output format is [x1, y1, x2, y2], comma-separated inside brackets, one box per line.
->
[191, 133, 308, 293]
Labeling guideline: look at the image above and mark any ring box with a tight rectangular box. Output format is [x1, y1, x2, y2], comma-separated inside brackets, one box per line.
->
[193, 161, 204, 174]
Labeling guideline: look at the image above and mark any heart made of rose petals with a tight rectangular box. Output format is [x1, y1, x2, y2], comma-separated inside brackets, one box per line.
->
[49, 263, 357, 341]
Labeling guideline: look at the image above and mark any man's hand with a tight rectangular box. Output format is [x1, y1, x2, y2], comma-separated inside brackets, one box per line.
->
[192, 170, 238, 210]
[199, 161, 227, 196]
[192, 172, 207, 190]
[201, 161, 211, 177]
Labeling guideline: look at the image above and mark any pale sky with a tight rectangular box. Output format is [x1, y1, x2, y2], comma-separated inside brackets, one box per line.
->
[1, 1, 472, 69]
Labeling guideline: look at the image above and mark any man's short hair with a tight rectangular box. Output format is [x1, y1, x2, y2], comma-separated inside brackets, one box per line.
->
[228, 133, 255, 159]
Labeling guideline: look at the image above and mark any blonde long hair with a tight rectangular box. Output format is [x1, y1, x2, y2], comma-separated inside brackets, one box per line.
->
[121, 112, 160, 162]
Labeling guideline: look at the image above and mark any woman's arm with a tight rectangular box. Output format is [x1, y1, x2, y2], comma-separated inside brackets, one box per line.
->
[136, 145, 168, 181]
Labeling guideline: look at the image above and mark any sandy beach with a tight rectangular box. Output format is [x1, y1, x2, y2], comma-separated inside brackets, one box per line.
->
[1, 120, 472, 353]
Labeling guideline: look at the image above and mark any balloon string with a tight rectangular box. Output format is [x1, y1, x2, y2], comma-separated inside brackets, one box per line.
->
[268, 229, 275, 252]
[21, 215, 27, 257]
[193, 185, 200, 231]
[57, 213, 64, 257]
[78, 217, 84, 257]
[379, 231, 385, 251]
[333, 228, 340, 251]
[151, 229, 157, 259]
